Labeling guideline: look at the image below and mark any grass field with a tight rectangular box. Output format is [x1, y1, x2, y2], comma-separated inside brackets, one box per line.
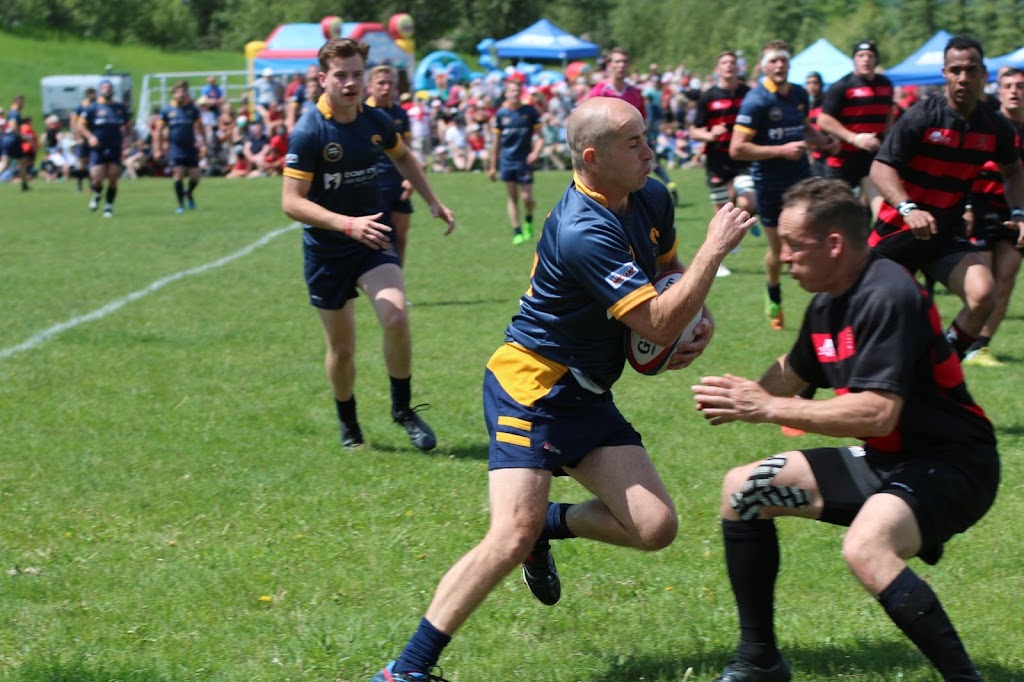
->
[0, 168, 1022, 682]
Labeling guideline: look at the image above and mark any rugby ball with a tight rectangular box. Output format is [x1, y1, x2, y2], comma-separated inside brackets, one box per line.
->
[625, 270, 703, 375]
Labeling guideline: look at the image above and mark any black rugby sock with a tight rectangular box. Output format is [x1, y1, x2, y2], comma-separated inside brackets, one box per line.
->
[106, 186, 117, 205]
[944, 322, 975, 359]
[878, 567, 980, 680]
[723, 519, 781, 667]
[767, 283, 782, 305]
[390, 376, 411, 414]
[174, 180, 185, 205]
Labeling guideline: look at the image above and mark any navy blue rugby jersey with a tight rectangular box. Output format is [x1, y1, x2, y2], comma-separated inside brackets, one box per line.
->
[493, 104, 541, 167]
[788, 255, 994, 453]
[734, 78, 811, 189]
[160, 102, 202, 148]
[505, 176, 678, 391]
[83, 99, 130, 150]
[284, 95, 401, 248]
[365, 97, 411, 190]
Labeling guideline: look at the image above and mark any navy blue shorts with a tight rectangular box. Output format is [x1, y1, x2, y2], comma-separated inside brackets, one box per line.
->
[756, 187, 785, 228]
[381, 184, 413, 216]
[303, 244, 401, 309]
[805, 443, 999, 565]
[1, 136, 23, 159]
[500, 165, 534, 185]
[89, 146, 121, 167]
[483, 345, 642, 473]
[169, 145, 199, 169]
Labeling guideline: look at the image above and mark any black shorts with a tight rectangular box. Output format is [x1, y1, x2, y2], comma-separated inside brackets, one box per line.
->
[805, 444, 999, 565]
[970, 207, 1022, 253]
[381, 184, 414, 215]
[704, 153, 750, 188]
[871, 230, 977, 285]
[824, 153, 873, 187]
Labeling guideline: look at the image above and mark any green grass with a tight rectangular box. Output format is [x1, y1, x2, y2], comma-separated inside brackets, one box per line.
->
[0, 31, 243, 124]
[0, 169, 1022, 682]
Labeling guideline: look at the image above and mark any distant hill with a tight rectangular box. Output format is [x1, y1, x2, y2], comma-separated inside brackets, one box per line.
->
[0, 31, 242, 125]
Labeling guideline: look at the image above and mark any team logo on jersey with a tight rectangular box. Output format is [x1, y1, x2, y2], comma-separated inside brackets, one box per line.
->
[769, 107, 783, 121]
[925, 128, 954, 146]
[285, 153, 298, 164]
[370, 134, 384, 151]
[605, 263, 639, 289]
[648, 227, 660, 244]
[323, 142, 343, 162]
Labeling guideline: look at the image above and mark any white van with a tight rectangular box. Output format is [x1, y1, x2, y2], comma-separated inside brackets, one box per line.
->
[41, 73, 133, 123]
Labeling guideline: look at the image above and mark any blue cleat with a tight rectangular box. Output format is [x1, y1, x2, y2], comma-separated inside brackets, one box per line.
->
[175, 206, 185, 215]
[371, 661, 449, 681]
[187, 196, 196, 210]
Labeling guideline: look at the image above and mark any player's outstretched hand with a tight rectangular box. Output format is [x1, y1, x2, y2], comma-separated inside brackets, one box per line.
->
[431, 203, 456, 236]
[691, 373, 772, 426]
[707, 202, 757, 257]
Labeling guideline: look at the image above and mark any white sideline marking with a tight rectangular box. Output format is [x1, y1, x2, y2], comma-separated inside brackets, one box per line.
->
[0, 223, 300, 361]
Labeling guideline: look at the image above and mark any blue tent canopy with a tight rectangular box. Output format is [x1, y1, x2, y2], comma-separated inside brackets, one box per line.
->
[494, 19, 599, 61]
[987, 45, 1024, 72]
[884, 31, 953, 86]
[789, 38, 854, 87]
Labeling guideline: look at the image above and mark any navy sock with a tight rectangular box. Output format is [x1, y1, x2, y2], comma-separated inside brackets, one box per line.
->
[767, 283, 782, 306]
[393, 617, 451, 675]
[335, 397, 357, 425]
[390, 376, 411, 415]
[538, 502, 576, 545]
[878, 567, 979, 680]
[723, 519, 781, 668]
[654, 164, 671, 184]
[187, 177, 198, 195]
[106, 186, 117, 205]
[174, 180, 185, 205]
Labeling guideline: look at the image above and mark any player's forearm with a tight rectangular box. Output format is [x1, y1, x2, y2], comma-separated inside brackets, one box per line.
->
[281, 194, 347, 232]
[816, 113, 852, 143]
[869, 160, 909, 206]
[729, 138, 783, 161]
[395, 152, 441, 208]
[761, 390, 901, 438]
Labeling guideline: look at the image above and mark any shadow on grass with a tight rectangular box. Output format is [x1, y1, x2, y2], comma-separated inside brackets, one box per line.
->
[592, 642, 1023, 681]
[407, 297, 515, 308]
[370, 441, 490, 461]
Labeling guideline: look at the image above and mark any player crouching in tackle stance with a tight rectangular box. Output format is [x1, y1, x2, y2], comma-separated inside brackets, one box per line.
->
[370, 97, 754, 681]
[693, 178, 998, 682]
[281, 37, 456, 451]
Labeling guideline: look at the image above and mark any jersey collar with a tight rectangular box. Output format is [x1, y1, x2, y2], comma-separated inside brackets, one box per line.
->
[573, 173, 609, 208]
[317, 93, 362, 120]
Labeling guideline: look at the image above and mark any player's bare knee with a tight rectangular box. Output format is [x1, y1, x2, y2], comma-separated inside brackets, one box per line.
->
[841, 528, 880, 581]
[635, 508, 678, 551]
[727, 454, 810, 521]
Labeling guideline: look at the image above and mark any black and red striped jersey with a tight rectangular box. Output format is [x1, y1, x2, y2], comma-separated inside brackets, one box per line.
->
[968, 112, 1024, 215]
[808, 95, 825, 162]
[788, 256, 995, 454]
[693, 83, 750, 157]
[870, 94, 1020, 245]
[822, 72, 893, 168]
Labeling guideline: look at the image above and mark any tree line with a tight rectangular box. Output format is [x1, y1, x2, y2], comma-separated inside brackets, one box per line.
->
[2, 0, 1023, 74]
